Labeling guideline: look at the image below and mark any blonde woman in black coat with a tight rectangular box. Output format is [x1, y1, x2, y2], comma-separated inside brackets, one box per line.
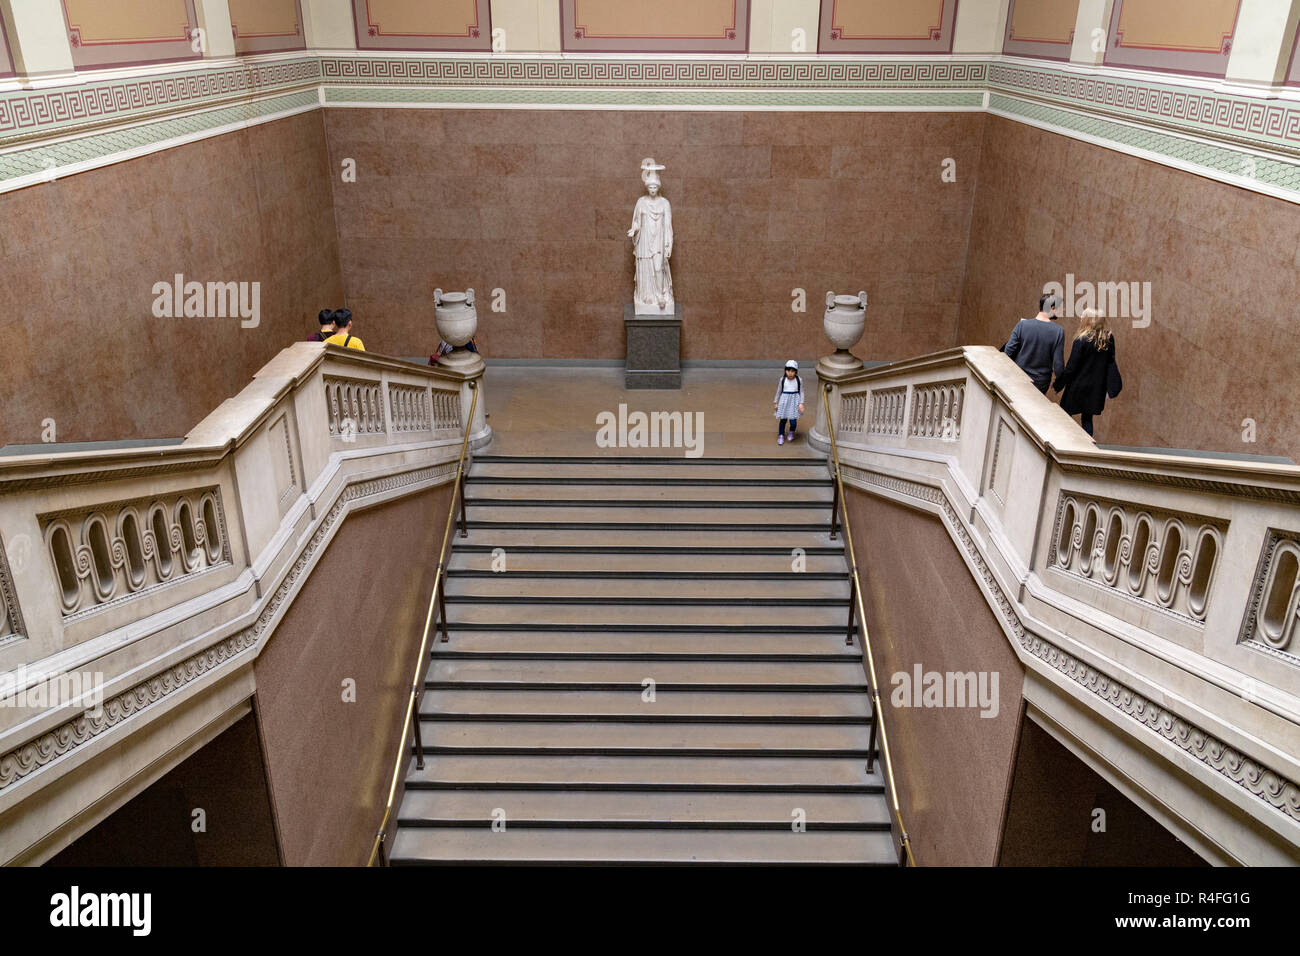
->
[1053, 308, 1122, 437]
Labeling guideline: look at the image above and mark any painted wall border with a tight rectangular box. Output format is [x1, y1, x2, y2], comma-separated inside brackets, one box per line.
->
[1, 52, 1300, 202]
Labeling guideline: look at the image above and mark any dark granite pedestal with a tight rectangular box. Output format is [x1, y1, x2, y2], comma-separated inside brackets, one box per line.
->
[624, 304, 682, 389]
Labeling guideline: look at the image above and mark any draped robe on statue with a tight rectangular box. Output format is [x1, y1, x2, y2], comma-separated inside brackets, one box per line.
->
[630, 195, 673, 314]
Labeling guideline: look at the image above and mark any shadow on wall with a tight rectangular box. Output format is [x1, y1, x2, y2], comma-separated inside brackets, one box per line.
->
[46, 713, 279, 867]
[999, 717, 1208, 867]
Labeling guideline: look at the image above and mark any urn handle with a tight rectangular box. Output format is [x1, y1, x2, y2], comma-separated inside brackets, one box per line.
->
[466, 288, 475, 308]
[434, 288, 443, 306]
[825, 291, 836, 310]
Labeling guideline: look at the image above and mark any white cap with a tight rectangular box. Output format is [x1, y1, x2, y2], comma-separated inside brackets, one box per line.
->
[785, 360, 799, 370]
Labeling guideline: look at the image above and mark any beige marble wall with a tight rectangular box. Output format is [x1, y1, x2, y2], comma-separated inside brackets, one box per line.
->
[325, 108, 983, 362]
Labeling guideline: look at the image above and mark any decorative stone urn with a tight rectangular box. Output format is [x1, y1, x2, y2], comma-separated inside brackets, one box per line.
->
[823, 291, 868, 370]
[434, 288, 477, 348]
[809, 290, 868, 454]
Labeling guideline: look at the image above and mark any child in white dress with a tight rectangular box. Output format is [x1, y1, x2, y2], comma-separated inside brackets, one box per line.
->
[773, 360, 805, 445]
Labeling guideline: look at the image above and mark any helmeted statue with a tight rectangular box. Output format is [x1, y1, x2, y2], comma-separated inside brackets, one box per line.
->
[628, 158, 674, 314]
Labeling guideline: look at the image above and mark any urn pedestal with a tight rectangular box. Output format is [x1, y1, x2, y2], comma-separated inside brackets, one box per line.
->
[624, 303, 682, 389]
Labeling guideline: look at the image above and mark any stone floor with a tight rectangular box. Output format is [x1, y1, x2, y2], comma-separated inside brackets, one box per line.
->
[477, 365, 824, 458]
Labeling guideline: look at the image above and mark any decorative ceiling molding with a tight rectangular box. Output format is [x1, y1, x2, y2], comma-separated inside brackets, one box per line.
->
[1, 53, 1300, 203]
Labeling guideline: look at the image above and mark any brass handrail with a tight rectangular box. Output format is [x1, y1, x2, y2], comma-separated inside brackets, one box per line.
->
[369, 379, 480, 867]
[820, 383, 916, 868]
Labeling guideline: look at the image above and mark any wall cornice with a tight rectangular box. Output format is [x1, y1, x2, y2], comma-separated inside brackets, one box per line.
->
[2, 51, 1299, 197]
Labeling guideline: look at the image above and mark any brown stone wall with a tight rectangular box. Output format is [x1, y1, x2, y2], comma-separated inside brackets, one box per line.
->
[0, 111, 344, 448]
[845, 487, 1025, 866]
[960, 115, 1300, 458]
[323, 109, 984, 362]
[252, 484, 451, 867]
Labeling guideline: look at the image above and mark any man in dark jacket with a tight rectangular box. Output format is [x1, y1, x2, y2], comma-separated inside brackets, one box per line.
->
[1003, 293, 1066, 394]
[309, 309, 335, 342]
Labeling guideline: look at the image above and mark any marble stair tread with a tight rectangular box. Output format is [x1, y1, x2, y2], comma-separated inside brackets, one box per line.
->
[417, 720, 872, 752]
[427, 658, 868, 687]
[470, 461, 829, 480]
[405, 755, 883, 788]
[420, 688, 872, 718]
[398, 790, 890, 826]
[457, 527, 842, 547]
[446, 551, 848, 573]
[427, 631, 860, 657]
[465, 482, 834, 502]
[390, 827, 896, 865]
[443, 576, 851, 600]
[441, 602, 851, 627]
[464, 504, 830, 525]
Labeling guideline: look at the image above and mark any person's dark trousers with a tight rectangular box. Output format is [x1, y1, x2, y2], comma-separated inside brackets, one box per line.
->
[778, 419, 797, 438]
[1080, 413, 1095, 436]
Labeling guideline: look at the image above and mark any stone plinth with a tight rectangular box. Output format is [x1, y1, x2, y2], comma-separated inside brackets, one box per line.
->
[624, 304, 682, 389]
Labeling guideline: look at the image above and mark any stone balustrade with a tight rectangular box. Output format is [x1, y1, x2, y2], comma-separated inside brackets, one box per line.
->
[0, 343, 487, 863]
[823, 346, 1300, 865]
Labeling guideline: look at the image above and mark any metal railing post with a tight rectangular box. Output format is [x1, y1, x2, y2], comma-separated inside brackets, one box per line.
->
[438, 567, 449, 643]
[412, 690, 426, 771]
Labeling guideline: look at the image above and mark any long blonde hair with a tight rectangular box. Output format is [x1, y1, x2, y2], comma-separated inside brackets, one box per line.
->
[1074, 308, 1112, 350]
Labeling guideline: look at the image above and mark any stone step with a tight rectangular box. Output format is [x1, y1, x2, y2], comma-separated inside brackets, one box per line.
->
[464, 504, 830, 526]
[442, 601, 851, 628]
[465, 481, 834, 502]
[446, 549, 847, 574]
[420, 688, 872, 719]
[406, 755, 883, 789]
[458, 527, 843, 548]
[444, 575, 851, 600]
[398, 790, 890, 827]
[471, 459, 827, 482]
[418, 720, 873, 753]
[429, 631, 859, 657]
[389, 827, 897, 865]
[427, 658, 868, 688]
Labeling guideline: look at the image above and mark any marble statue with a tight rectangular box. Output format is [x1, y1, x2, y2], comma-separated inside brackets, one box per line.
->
[628, 158, 674, 315]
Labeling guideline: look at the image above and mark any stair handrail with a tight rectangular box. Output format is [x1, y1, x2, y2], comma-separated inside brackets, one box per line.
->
[369, 379, 480, 867]
[821, 382, 916, 867]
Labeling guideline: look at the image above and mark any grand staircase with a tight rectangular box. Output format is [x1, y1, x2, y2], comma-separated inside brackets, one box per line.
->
[389, 455, 896, 865]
